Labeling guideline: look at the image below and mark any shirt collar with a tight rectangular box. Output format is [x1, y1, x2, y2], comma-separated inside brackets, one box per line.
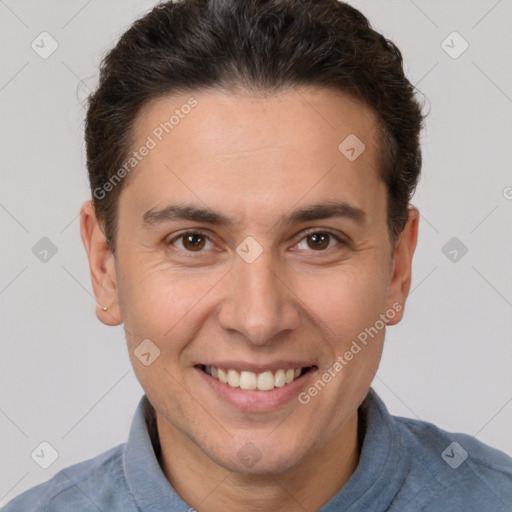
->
[319, 387, 411, 511]
[123, 396, 192, 511]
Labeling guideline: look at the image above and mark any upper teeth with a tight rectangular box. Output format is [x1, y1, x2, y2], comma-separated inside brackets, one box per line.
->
[204, 366, 303, 391]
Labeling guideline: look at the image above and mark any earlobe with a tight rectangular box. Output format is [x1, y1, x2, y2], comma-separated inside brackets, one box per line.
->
[80, 200, 123, 326]
[386, 207, 419, 326]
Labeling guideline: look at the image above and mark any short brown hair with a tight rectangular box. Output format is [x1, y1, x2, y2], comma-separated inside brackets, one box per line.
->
[85, 0, 425, 253]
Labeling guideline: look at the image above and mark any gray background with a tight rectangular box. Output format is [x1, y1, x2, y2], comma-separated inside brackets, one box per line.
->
[1, 0, 511, 505]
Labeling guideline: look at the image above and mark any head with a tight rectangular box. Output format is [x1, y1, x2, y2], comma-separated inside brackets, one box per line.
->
[81, 0, 423, 475]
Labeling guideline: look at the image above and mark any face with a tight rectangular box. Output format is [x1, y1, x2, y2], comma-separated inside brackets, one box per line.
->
[81, 86, 418, 475]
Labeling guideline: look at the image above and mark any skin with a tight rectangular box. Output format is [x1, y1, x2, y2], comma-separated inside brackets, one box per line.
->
[81, 86, 419, 512]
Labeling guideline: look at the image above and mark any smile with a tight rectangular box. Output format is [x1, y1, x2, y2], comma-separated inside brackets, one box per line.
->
[198, 365, 314, 391]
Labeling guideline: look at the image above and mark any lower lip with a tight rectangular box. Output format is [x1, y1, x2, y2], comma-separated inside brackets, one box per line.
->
[195, 367, 317, 412]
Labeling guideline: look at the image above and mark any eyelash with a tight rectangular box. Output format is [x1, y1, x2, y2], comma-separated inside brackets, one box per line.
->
[167, 228, 348, 255]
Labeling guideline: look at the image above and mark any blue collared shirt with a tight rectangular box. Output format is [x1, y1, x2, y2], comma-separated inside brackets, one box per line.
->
[4, 388, 512, 511]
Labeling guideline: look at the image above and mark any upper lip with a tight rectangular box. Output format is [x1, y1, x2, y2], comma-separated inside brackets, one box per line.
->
[195, 361, 316, 373]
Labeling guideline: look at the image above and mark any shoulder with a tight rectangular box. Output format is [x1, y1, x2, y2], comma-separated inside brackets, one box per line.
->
[393, 414, 512, 510]
[2, 444, 136, 512]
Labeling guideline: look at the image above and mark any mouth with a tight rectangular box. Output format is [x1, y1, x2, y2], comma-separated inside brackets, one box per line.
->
[196, 364, 316, 392]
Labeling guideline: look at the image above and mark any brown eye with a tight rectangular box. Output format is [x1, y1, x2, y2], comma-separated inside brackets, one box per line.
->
[295, 231, 345, 252]
[306, 232, 330, 250]
[182, 233, 206, 251]
[169, 231, 213, 252]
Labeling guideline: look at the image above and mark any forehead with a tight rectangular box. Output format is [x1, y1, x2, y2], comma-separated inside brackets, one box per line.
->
[133, 86, 380, 159]
[121, 86, 386, 228]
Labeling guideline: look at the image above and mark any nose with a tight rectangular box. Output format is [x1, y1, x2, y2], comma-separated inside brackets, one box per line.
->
[217, 249, 301, 345]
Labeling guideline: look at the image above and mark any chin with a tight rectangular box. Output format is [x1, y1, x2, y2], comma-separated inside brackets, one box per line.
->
[207, 438, 310, 476]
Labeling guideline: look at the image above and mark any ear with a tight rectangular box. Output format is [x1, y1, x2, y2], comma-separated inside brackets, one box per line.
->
[80, 200, 122, 326]
[386, 207, 419, 326]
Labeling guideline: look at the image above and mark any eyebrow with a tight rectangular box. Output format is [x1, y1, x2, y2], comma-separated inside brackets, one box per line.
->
[141, 200, 366, 229]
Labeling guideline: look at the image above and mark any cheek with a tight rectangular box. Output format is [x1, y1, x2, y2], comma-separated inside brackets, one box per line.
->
[295, 262, 390, 392]
[297, 263, 389, 335]
[117, 258, 221, 347]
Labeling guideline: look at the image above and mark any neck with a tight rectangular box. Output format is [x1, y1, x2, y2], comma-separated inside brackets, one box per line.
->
[155, 411, 360, 512]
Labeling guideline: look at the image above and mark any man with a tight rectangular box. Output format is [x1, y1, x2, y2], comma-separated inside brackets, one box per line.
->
[5, 0, 512, 510]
